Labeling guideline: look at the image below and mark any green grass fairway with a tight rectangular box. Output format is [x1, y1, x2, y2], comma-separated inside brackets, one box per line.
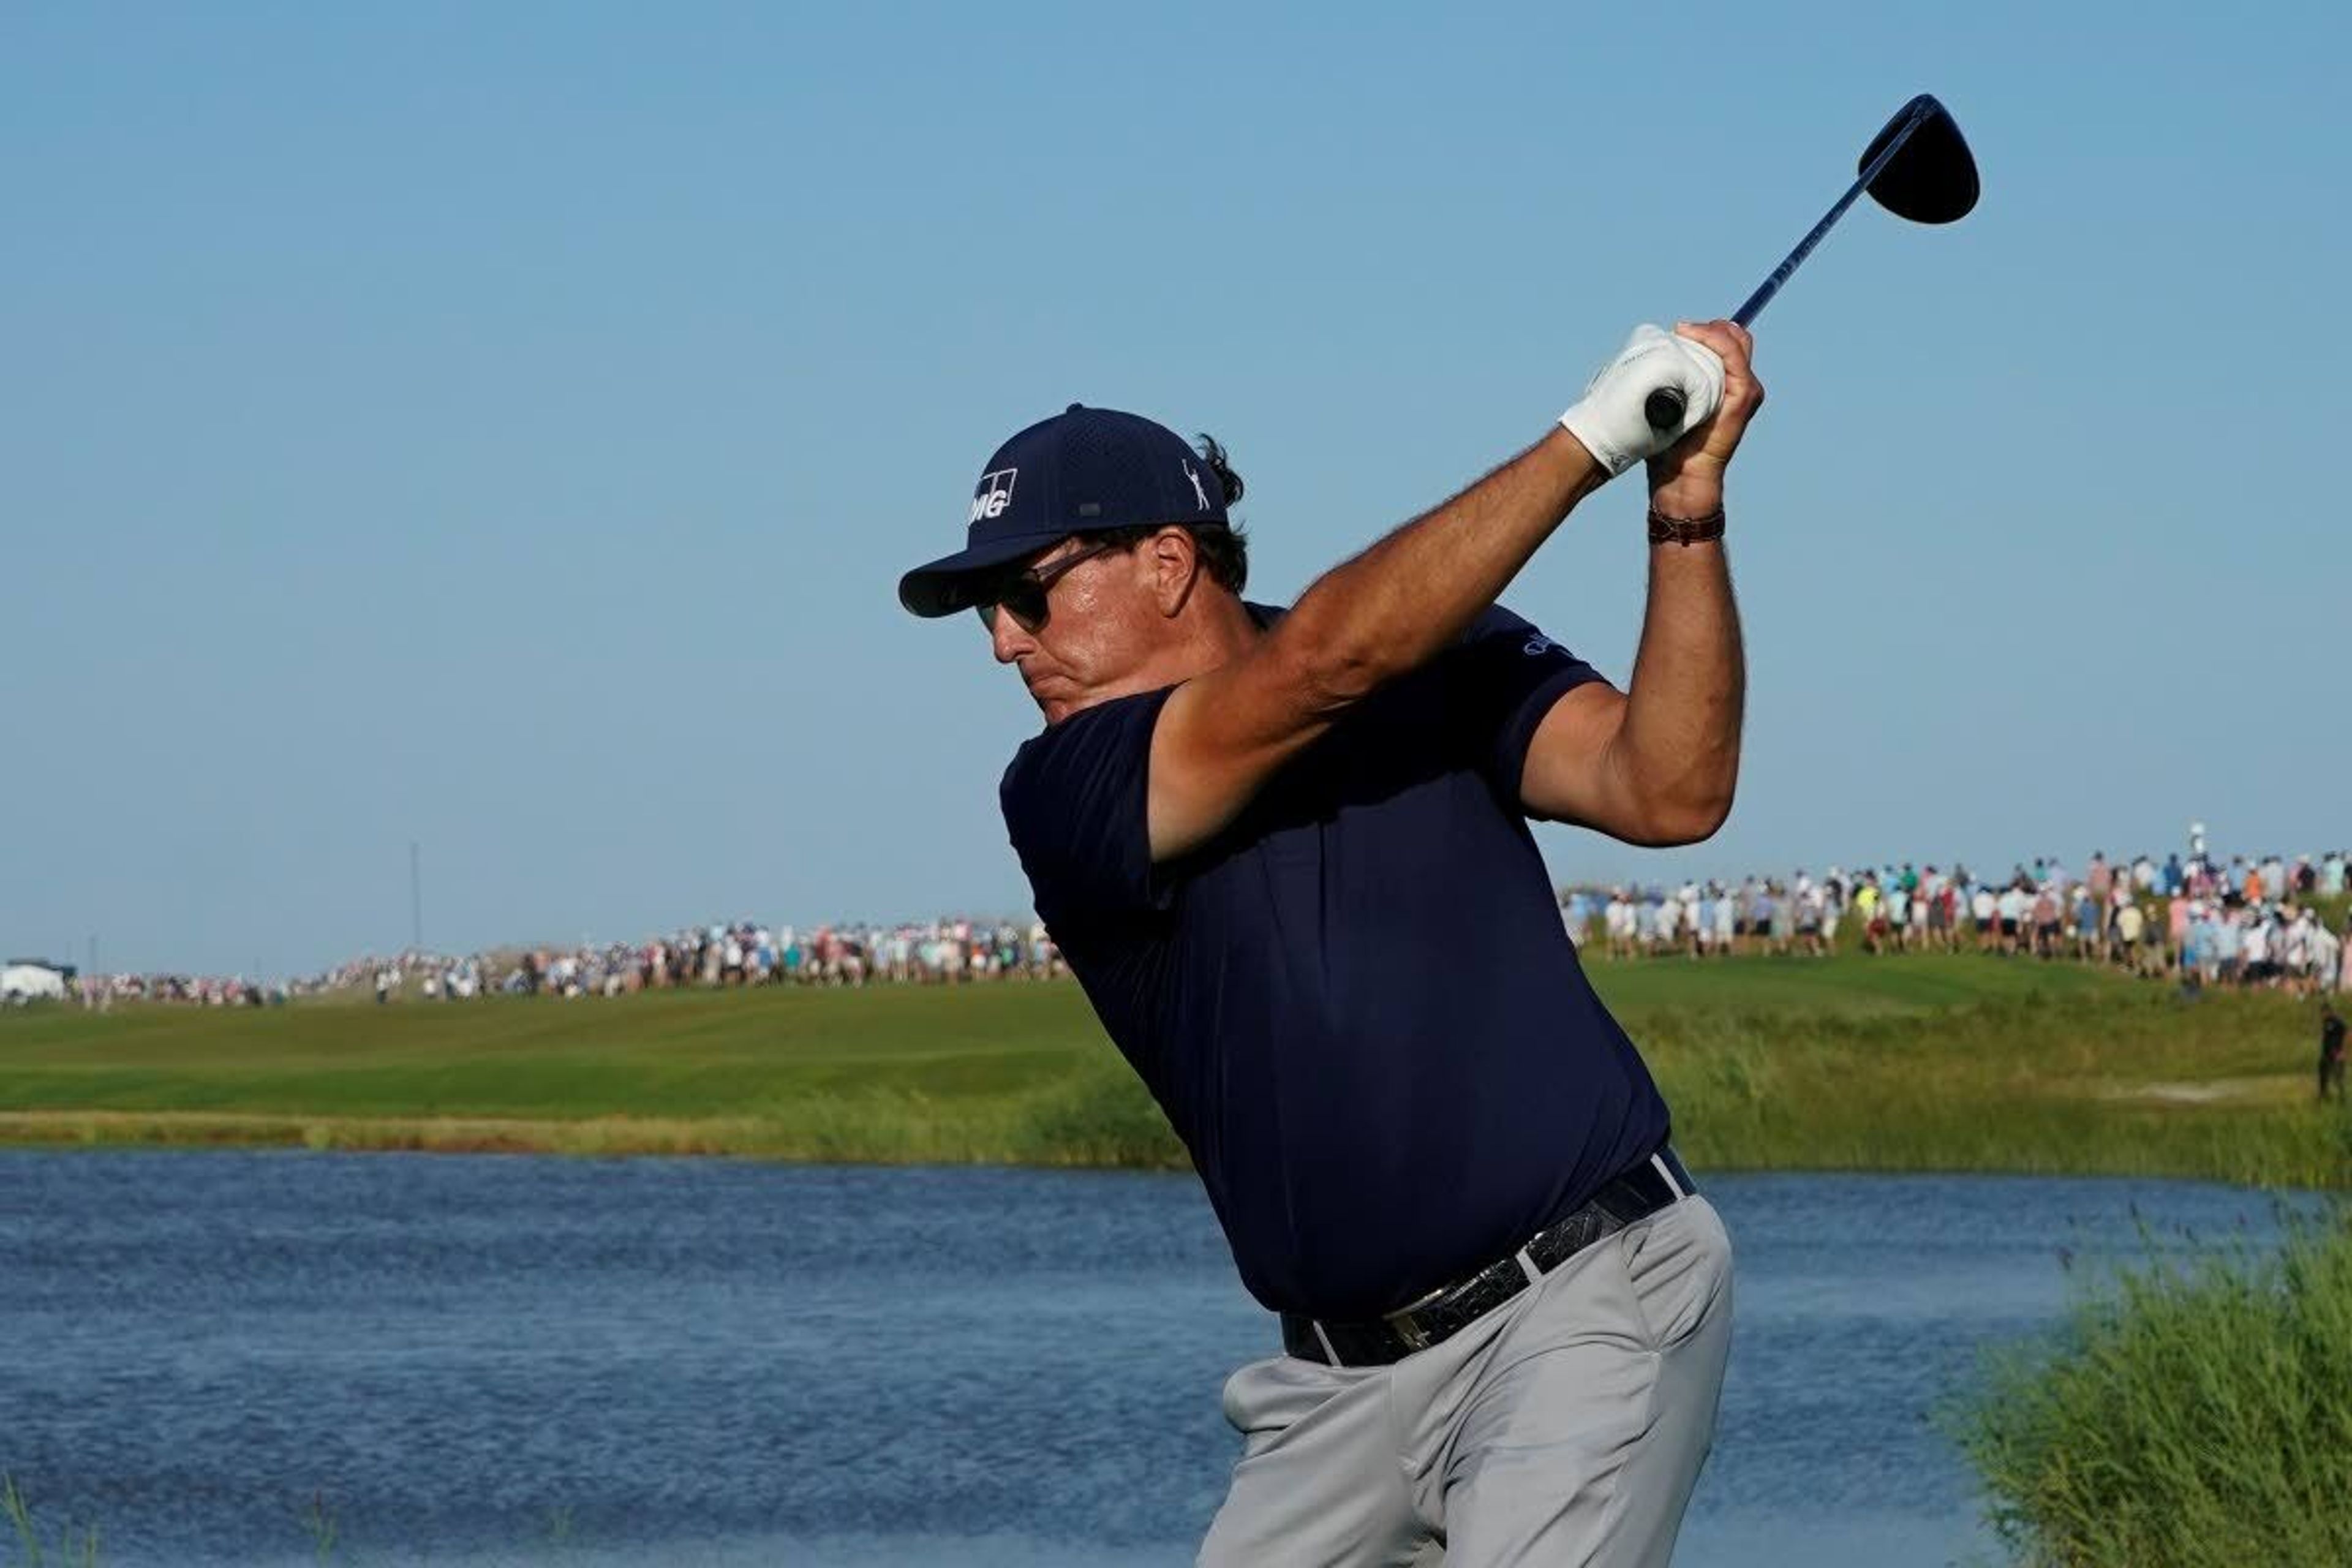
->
[2, 956, 2345, 1186]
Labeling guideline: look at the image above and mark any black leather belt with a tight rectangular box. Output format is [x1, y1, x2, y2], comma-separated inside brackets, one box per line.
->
[1280, 1147, 1696, 1368]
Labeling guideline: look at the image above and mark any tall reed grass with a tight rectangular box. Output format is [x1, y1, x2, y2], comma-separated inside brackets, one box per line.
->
[1954, 1204, 2352, 1566]
[2, 1477, 97, 1567]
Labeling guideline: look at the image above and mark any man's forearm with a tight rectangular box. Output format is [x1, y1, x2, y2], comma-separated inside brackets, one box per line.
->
[1276, 428, 1607, 706]
[1610, 538, 1746, 842]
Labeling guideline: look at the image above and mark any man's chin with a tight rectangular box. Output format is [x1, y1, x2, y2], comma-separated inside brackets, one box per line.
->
[1031, 686, 1107, 726]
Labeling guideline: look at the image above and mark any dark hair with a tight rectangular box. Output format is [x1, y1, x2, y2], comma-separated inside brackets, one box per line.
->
[1078, 432, 1249, 594]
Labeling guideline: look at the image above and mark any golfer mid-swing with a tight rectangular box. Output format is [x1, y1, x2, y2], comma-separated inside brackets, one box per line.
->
[900, 319, 1759, 1566]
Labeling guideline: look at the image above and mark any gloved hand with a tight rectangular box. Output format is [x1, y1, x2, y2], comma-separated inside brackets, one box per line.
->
[1558, 325, 1726, 477]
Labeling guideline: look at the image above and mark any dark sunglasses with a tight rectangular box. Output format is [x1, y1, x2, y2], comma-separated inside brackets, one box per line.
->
[971, 540, 1126, 632]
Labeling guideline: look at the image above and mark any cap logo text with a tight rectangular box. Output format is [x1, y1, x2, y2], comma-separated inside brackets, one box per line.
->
[970, 469, 1017, 524]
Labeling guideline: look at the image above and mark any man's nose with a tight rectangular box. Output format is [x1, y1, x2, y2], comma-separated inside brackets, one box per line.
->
[984, 606, 1034, 664]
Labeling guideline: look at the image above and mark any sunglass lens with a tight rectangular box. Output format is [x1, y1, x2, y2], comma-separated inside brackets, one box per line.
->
[1003, 579, 1047, 629]
[971, 578, 1049, 632]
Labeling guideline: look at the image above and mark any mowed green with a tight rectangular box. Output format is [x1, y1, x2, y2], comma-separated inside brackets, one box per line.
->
[1, 956, 2345, 1186]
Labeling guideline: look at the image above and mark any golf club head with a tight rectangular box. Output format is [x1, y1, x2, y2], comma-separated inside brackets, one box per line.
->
[1861, 94, 1978, 224]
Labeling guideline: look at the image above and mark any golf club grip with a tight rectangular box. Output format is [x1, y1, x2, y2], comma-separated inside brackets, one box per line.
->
[1645, 386, 1686, 434]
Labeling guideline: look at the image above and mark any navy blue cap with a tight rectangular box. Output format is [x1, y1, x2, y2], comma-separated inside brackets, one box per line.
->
[899, 404, 1230, 618]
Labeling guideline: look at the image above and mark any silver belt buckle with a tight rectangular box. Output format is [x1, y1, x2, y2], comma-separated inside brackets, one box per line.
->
[1380, 1278, 1452, 1352]
[1383, 1310, 1433, 1354]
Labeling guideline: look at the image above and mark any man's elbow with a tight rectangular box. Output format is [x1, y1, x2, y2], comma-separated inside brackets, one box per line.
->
[1627, 788, 1735, 848]
[1277, 619, 1396, 714]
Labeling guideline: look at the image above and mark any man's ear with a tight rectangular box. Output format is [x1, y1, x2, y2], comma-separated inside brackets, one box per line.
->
[1148, 527, 1200, 617]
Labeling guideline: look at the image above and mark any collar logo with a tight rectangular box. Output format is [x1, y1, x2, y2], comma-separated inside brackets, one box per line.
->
[970, 469, 1018, 525]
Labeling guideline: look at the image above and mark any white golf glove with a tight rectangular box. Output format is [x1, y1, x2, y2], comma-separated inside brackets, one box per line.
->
[1558, 324, 1725, 477]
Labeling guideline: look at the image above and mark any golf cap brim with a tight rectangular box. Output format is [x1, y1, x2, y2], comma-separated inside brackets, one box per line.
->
[897, 530, 1066, 619]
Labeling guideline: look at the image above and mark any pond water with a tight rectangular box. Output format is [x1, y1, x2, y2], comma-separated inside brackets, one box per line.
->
[0, 1153, 2304, 1566]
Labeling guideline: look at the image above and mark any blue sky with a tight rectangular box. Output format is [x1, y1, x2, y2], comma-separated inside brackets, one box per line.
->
[5, 1, 2347, 977]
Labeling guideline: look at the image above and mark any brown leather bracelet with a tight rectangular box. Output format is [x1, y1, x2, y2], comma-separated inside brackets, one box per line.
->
[1647, 505, 1726, 546]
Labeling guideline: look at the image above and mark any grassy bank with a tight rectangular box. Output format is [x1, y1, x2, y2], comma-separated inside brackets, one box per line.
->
[1954, 1206, 2352, 1566]
[1, 955, 2345, 1186]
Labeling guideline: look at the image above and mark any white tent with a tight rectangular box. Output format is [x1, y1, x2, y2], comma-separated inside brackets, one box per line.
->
[1, 961, 69, 1003]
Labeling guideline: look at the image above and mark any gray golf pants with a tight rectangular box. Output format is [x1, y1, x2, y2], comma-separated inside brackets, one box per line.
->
[1199, 1194, 1732, 1567]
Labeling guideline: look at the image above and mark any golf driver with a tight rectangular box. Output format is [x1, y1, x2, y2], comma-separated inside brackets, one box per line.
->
[1644, 92, 1979, 432]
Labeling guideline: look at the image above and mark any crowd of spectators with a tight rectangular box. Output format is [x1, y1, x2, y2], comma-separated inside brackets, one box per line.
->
[1568, 847, 2352, 994]
[65, 916, 1063, 1009]
[387, 916, 1064, 1002]
[50, 843, 2352, 1009]
[69, 973, 287, 1008]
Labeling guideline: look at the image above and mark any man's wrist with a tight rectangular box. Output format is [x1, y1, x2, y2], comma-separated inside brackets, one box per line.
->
[1646, 449, 1726, 521]
[1647, 477, 1724, 520]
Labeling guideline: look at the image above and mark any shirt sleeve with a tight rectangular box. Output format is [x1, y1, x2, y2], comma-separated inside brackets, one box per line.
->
[998, 688, 1178, 924]
[1441, 605, 1609, 796]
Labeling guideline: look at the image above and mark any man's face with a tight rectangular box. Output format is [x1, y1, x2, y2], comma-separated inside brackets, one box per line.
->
[978, 537, 1166, 724]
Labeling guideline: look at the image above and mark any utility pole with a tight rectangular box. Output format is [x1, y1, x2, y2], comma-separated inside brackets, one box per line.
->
[409, 840, 424, 956]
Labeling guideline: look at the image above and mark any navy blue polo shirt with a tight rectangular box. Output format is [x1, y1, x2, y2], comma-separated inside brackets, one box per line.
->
[999, 604, 1672, 1319]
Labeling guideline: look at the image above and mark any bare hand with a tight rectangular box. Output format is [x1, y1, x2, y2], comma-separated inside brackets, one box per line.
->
[1647, 320, 1762, 518]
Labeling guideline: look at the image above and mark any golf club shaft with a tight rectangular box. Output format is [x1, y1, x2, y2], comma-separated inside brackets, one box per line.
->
[1728, 101, 1936, 329]
[1641, 99, 1939, 435]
